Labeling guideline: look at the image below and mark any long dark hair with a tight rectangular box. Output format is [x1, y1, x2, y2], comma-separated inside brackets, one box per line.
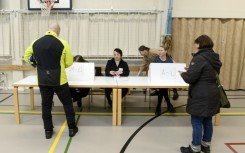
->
[74, 55, 88, 62]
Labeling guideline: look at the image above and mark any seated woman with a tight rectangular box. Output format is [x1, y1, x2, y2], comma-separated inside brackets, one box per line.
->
[152, 46, 176, 115]
[70, 55, 90, 107]
[105, 48, 130, 107]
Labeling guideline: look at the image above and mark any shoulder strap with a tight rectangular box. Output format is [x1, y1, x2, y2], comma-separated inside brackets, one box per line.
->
[199, 54, 218, 74]
[199, 54, 221, 87]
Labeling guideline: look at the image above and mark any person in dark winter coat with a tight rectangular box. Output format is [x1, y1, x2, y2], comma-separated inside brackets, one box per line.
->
[105, 48, 130, 107]
[179, 35, 222, 153]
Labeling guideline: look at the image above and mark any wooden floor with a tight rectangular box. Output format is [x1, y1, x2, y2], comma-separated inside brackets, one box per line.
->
[0, 89, 245, 153]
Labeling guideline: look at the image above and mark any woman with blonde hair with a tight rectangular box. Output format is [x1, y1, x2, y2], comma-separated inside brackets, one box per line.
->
[152, 46, 176, 115]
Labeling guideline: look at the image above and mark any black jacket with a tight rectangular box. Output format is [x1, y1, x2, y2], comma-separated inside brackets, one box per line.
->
[24, 31, 73, 86]
[105, 58, 130, 77]
[181, 48, 222, 117]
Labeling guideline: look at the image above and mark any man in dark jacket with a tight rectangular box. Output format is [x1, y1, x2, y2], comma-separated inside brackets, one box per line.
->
[24, 23, 78, 139]
[179, 35, 222, 153]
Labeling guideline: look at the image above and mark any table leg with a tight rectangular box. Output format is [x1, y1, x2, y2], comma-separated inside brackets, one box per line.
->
[29, 87, 34, 110]
[13, 87, 20, 124]
[112, 89, 117, 126]
[117, 89, 122, 126]
[214, 113, 220, 126]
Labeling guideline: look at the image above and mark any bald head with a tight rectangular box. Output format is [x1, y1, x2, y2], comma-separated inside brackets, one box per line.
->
[49, 23, 60, 36]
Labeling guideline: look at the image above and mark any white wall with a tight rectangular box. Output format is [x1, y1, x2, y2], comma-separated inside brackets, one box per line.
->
[0, 0, 10, 9]
[73, 0, 161, 10]
[0, 0, 20, 10]
[172, 0, 245, 18]
[19, 0, 164, 10]
[2, 0, 245, 18]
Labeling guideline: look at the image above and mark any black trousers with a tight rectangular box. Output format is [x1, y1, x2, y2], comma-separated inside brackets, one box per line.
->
[39, 83, 76, 130]
[157, 88, 172, 108]
[70, 88, 90, 102]
[105, 88, 128, 106]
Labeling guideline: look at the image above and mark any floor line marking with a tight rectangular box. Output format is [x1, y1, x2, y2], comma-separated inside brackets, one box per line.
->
[1, 110, 245, 116]
[64, 109, 82, 153]
[0, 110, 112, 115]
[225, 142, 245, 153]
[48, 120, 67, 153]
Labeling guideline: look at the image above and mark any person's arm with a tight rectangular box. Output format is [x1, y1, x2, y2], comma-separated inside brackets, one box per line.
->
[137, 70, 142, 76]
[180, 56, 205, 84]
[152, 57, 158, 63]
[137, 57, 148, 76]
[24, 41, 35, 63]
[63, 41, 73, 68]
[120, 61, 130, 76]
[105, 60, 115, 76]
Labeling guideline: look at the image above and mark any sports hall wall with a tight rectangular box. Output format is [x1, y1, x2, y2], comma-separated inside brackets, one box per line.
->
[0, 0, 245, 89]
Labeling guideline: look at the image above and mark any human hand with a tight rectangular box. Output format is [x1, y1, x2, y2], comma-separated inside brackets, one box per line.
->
[110, 71, 116, 75]
[116, 70, 123, 75]
[29, 55, 37, 68]
[184, 67, 189, 71]
[178, 71, 185, 74]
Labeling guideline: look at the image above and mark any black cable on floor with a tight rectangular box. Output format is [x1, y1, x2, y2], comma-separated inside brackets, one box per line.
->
[0, 93, 13, 103]
[120, 104, 187, 153]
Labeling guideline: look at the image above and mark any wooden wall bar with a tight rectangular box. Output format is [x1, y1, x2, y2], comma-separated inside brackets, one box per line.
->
[0, 65, 141, 72]
[0, 65, 35, 71]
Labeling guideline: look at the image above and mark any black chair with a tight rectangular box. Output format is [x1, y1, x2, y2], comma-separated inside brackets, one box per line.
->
[95, 67, 103, 76]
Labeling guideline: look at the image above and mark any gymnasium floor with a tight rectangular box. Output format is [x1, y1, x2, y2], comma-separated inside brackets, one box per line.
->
[0, 89, 244, 153]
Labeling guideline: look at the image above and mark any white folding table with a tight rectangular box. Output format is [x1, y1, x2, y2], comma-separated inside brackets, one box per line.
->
[116, 76, 220, 126]
[12, 76, 118, 125]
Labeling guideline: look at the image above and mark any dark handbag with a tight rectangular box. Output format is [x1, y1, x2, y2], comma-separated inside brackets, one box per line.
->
[200, 55, 231, 108]
[215, 72, 231, 108]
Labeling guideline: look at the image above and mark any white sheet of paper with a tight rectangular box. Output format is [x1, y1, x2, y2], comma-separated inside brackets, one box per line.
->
[148, 63, 186, 83]
[66, 63, 94, 81]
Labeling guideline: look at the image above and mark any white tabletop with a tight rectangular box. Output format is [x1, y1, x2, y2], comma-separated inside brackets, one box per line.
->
[69, 76, 117, 88]
[13, 75, 38, 87]
[13, 75, 118, 88]
[13, 75, 189, 88]
[116, 76, 189, 88]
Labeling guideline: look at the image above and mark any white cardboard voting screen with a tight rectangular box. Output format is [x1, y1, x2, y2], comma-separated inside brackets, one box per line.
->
[66, 63, 94, 81]
[148, 63, 186, 83]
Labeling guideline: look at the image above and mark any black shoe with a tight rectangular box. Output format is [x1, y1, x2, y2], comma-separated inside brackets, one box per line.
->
[173, 91, 179, 100]
[201, 145, 210, 153]
[150, 90, 158, 96]
[180, 145, 200, 153]
[167, 105, 176, 113]
[45, 130, 53, 139]
[69, 126, 78, 137]
[155, 107, 161, 115]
